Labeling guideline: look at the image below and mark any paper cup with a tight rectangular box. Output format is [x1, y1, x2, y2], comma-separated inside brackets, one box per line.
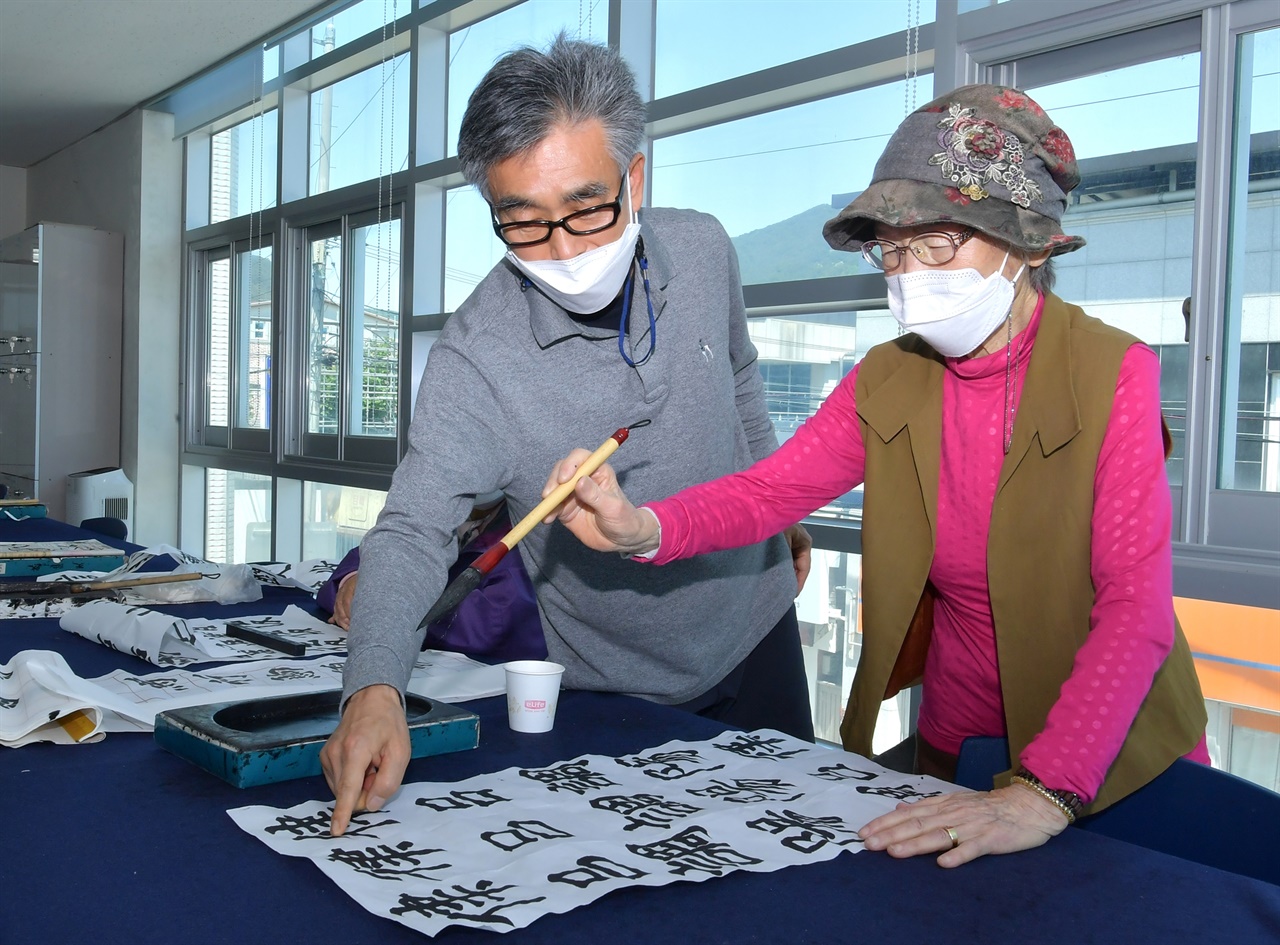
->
[504, 660, 565, 733]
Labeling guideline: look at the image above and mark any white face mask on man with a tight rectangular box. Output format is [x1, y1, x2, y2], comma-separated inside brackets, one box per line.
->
[506, 171, 641, 315]
[886, 251, 1026, 357]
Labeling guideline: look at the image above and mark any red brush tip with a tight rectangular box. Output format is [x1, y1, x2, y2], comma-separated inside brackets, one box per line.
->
[612, 428, 629, 445]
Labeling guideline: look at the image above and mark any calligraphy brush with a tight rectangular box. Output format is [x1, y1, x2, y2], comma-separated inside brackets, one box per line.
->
[0, 571, 202, 600]
[417, 420, 649, 632]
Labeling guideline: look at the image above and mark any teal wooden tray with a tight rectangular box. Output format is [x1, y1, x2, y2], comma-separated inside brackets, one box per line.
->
[154, 689, 480, 788]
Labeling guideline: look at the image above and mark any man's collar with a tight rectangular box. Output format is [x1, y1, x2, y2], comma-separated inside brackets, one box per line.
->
[525, 209, 673, 349]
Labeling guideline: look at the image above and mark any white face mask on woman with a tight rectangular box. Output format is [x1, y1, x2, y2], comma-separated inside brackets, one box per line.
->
[886, 251, 1026, 357]
[506, 172, 641, 315]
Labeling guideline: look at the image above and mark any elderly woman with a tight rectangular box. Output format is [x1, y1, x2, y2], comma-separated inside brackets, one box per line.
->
[543, 84, 1210, 865]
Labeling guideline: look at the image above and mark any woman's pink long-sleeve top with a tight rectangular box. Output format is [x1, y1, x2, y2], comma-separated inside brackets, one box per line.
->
[646, 297, 1206, 802]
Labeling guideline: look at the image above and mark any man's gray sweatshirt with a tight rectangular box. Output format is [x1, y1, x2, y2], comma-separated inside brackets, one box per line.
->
[343, 208, 796, 706]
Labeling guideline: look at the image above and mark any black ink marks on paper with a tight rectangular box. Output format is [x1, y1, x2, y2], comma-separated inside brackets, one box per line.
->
[687, 778, 804, 804]
[713, 733, 807, 761]
[548, 855, 648, 888]
[266, 666, 320, 681]
[518, 760, 618, 795]
[855, 783, 942, 800]
[415, 788, 510, 812]
[809, 763, 878, 782]
[265, 809, 397, 840]
[746, 809, 862, 854]
[590, 793, 703, 831]
[122, 675, 186, 690]
[328, 841, 451, 880]
[615, 749, 725, 781]
[479, 819, 572, 852]
[626, 825, 762, 877]
[390, 881, 545, 928]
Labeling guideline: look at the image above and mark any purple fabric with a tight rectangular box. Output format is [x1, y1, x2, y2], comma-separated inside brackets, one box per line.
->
[316, 509, 546, 662]
[315, 549, 361, 614]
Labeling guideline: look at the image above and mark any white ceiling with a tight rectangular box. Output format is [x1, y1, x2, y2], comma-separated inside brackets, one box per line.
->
[0, 0, 325, 168]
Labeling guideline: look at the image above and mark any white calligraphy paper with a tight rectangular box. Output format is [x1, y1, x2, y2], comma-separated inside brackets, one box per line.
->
[59, 602, 349, 667]
[0, 650, 107, 746]
[229, 732, 961, 937]
[250, 559, 340, 594]
[1, 648, 503, 745]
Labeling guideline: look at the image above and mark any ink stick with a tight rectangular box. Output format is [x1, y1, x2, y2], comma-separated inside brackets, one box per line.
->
[225, 621, 308, 657]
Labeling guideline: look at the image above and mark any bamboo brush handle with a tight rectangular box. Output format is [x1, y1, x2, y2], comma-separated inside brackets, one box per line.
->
[87, 572, 203, 590]
[501, 428, 630, 549]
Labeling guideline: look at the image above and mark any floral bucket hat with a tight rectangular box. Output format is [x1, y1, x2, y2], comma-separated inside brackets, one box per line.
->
[823, 84, 1085, 257]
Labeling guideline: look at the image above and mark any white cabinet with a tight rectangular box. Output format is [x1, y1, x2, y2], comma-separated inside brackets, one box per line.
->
[0, 223, 124, 522]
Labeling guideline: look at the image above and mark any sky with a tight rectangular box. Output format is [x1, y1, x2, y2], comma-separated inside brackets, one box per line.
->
[226, 1, 1278, 314]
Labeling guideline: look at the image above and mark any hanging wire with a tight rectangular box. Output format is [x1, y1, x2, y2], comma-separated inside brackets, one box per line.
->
[377, 0, 389, 307]
[896, 0, 922, 338]
[904, 0, 920, 116]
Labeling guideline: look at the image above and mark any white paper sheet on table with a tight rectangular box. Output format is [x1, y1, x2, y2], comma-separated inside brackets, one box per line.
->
[26, 543, 264, 605]
[249, 559, 340, 594]
[59, 601, 350, 666]
[1, 647, 505, 745]
[0, 548, 343, 621]
[229, 731, 962, 937]
[0, 650, 107, 746]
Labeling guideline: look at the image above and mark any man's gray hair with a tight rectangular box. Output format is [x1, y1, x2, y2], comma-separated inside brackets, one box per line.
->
[458, 34, 646, 202]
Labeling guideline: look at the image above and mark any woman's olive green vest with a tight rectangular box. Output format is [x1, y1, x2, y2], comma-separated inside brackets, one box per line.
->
[841, 293, 1206, 814]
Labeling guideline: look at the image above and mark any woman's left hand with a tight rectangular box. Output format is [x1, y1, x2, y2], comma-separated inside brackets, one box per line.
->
[858, 783, 1070, 867]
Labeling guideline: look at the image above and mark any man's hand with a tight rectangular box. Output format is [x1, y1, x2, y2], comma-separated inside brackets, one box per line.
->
[857, 782, 1070, 867]
[329, 572, 358, 630]
[320, 684, 410, 836]
[783, 524, 812, 594]
[543, 450, 660, 556]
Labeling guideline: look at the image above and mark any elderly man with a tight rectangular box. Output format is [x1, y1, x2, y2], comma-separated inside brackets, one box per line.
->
[321, 35, 812, 836]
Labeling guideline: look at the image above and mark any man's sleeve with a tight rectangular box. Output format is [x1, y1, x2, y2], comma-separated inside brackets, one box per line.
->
[341, 340, 512, 707]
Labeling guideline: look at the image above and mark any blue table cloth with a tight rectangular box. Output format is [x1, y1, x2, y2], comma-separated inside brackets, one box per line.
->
[3, 518, 1278, 944]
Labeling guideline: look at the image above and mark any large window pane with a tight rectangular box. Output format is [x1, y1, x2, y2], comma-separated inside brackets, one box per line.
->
[655, 1, 935, 99]
[1026, 54, 1201, 486]
[446, 3, 607, 157]
[210, 110, 277, 224]
[798, 547, 909, 750]
[749, 308, 896, 521]
[1219, 27, 1280, 492]
[651, 83, 912, 285]
[307, 233, 342, 435]
[205, 468, 271, 563]
[310, 55, 408, 196]
[302, 481, 387, 560]
[236, 245, 272, 430]
[444, 185, 505, 312]
[310, 0, 412, 61]
[206, 256, 230, 427]
[348, 218, 401, 437]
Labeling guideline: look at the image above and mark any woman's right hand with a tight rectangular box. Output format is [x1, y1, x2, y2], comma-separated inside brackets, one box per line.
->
[543, 450, 661, 557]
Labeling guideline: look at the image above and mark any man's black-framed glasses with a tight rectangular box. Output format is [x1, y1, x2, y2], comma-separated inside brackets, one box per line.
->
[491, 176, 626, 248]
[860, 228, 977, 271]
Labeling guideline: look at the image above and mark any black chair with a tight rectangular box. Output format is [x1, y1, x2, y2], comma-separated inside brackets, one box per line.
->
[1077, 758, 1280, 886]
[80, 516, 128, 541]
[955, 735, 1280, 886]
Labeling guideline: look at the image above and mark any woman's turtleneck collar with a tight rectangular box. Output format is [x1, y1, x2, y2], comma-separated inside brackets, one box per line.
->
[946, 292, 1045, 380]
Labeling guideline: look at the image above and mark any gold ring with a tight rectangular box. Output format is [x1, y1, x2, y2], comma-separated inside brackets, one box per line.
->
[944, 826, 959, 850]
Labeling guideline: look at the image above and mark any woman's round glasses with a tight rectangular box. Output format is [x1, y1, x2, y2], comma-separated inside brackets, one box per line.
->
[860, 228, 977, 271]
[492, 177, 626, 248]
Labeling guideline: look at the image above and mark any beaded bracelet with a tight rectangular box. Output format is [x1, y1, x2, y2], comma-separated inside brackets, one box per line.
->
[1011, 767, 1083, 824]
